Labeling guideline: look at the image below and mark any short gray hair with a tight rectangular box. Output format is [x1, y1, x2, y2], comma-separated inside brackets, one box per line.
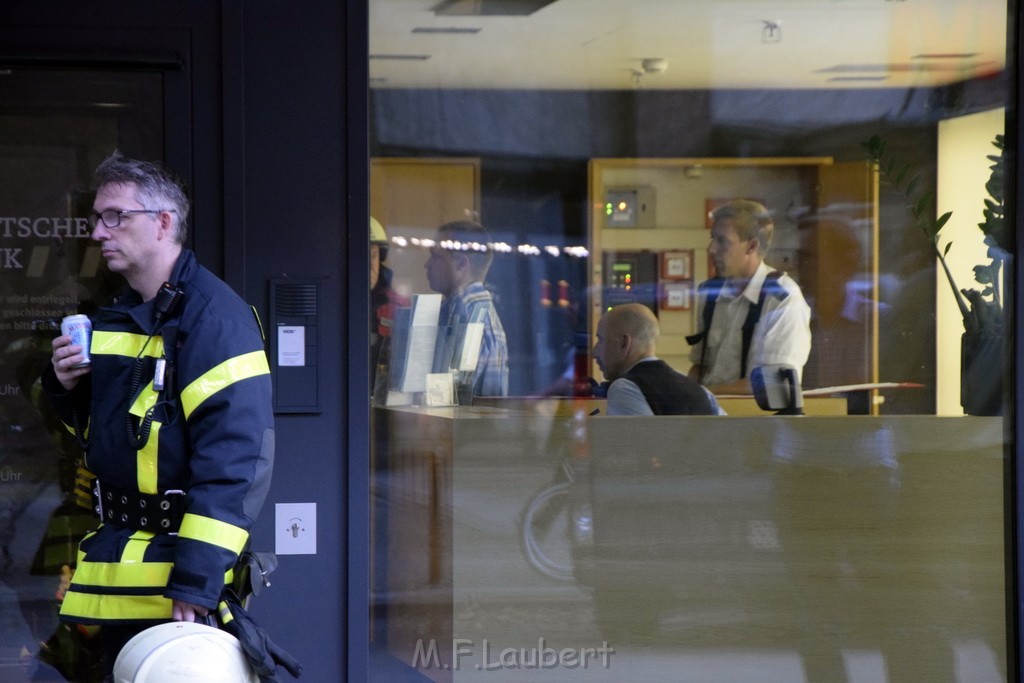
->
[710, 199, 773, 255]
[94, 151, 190, 244]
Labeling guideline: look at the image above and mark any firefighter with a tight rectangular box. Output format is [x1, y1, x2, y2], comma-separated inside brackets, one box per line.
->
[370, 216, 409, 391]
[42, 152, 275, 676]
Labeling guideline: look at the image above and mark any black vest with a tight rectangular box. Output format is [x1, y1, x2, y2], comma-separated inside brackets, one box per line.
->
[620, 360, 716, 416]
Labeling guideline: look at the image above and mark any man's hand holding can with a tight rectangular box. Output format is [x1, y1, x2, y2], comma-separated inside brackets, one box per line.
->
[53, 315, 93, 391]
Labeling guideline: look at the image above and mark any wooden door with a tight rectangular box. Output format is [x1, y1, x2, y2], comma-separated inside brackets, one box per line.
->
[803, 160, 879, 392]
[370, 157, 480, 296]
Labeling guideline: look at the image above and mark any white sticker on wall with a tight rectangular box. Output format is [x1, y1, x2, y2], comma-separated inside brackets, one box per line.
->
[277, 326, 305, 367]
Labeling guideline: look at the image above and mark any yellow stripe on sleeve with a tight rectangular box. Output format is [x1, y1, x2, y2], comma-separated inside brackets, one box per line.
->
[178, 513, 249, 555]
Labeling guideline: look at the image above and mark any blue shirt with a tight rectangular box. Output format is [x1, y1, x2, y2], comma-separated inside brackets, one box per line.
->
[439, 281, 509, 396]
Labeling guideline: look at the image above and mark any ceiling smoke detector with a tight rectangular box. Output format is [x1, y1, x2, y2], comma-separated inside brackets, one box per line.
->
[762, 20, 782, 43]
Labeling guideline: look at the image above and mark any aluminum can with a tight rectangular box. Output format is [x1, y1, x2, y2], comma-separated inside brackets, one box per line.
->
[60, 314, 92, 368]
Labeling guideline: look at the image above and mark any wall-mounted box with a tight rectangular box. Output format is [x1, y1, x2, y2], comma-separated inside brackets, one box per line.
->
[269, 277, 322, 414]
[603, 186, 656, 228]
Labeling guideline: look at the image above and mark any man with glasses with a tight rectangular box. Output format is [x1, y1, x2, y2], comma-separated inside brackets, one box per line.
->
[41, 152, 275, 676]
[687, 199, 811, 395]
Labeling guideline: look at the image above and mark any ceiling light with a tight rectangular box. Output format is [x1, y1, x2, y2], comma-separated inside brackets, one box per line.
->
[913, 53, 979, 59]
[432, 0, 558, 16]
[369, 54, 431, 61]
[412, 27, 482, 34]
[641, 58, 667, 74]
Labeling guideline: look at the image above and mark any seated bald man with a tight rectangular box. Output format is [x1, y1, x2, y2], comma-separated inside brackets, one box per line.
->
[593, 303, 721, 416]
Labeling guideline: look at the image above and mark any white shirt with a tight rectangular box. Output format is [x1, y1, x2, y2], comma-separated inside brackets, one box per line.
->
[688, 261, 811, 386]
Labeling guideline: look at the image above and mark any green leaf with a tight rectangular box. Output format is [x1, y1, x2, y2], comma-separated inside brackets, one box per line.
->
[861, 136, 884, 160]
[894, 163, 910, 185]
[935, 211, 953, 231]
[943, 241, 953, 257]
[916, 190, 934, 216]
[906, 175, 921, 196]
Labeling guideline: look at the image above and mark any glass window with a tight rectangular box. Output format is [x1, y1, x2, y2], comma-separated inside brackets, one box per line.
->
[0, 67, 165, 681]
[369, 1, 1013, 679]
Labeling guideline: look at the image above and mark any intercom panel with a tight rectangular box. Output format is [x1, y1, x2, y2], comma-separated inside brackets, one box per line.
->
[269, 278, 321, 414]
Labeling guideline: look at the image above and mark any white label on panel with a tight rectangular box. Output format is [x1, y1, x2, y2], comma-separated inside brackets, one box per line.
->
[277, 326, 305, 367]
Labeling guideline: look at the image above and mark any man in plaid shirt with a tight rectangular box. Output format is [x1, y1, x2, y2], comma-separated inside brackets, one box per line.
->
[425, 220, 509, 397]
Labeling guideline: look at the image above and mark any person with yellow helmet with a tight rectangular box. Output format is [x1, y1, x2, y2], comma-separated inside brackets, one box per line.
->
[370, 217, 409, 391]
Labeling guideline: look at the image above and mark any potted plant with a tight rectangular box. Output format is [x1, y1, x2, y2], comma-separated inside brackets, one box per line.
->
[863, 134, 1009, 415]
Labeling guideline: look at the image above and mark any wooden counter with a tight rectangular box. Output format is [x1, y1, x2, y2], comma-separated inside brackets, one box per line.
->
[371, 405, 1006, 681]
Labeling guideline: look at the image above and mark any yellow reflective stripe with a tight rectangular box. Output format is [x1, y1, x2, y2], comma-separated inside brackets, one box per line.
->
[180, 351, 270, 419]
[92, 330, 164, 359]
[61, 421, 88, 440]
[61, 591, 172, 621]
[75, 468, 94, 488]
[250, 306, 266, 342]
[136, 422, 160, 494]
[218, 600, 234, 624]
[68, 559, 173, 588]
[179, 514, 248, 554]
[129, 381, 160, 418]
[73, 488, 93, 508]
[76, 530, 97, 566]
[120, 531, 156, 563]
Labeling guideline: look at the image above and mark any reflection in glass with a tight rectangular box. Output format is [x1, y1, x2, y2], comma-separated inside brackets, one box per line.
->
[369, 1, 1012, 680]
[0, 69, 162, 681]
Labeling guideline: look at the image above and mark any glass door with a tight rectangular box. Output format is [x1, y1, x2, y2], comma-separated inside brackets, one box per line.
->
[0, 66, 167, 683]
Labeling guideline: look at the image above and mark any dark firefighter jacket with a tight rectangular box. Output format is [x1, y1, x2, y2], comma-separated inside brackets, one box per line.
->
[42, 249, 274, 625]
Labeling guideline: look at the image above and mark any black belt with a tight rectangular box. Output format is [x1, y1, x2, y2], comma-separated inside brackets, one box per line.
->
[94, 480, 187, 534]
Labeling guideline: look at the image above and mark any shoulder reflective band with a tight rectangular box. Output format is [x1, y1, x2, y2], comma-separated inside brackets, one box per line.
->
[180, 350, 271, 419]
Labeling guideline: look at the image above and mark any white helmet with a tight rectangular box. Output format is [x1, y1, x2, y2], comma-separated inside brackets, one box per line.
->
[113, 622, 259, 683]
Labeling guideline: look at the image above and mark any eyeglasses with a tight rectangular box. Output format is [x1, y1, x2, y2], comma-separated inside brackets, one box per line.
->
[89, 208, 176, 229]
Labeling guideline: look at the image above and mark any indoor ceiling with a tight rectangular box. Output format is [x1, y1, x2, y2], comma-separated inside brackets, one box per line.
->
[369, 0, 1007, 91]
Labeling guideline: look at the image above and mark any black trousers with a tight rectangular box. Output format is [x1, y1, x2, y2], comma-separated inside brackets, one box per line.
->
[99, 623, 149, 676]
